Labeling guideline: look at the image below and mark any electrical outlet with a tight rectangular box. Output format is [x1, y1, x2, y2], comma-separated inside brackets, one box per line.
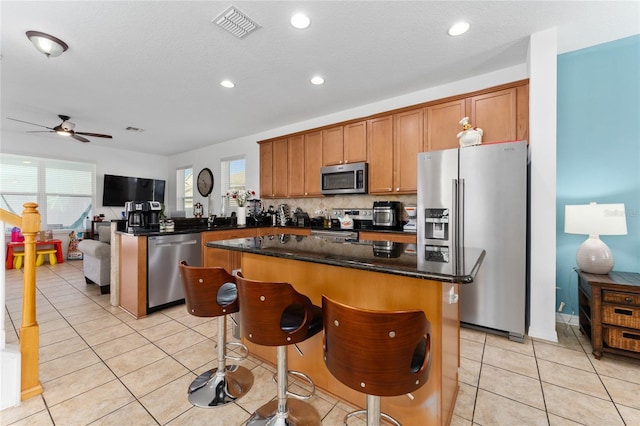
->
[558, 301, 565, 312]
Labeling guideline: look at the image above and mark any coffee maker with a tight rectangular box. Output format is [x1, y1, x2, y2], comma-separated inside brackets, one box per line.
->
[125, 201, 146, 231]
[125, 201, 162, 232]
[147, 201, 162, 231]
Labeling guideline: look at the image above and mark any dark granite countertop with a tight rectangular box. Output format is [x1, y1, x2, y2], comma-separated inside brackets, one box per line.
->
[206, 234, 485, 283]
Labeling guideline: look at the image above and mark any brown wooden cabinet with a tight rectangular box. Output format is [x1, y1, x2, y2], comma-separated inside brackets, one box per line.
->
[343, 121, 367, 164]
[287, 135, 305, 197]
[367, 115, 394, 194]
[358, 231, 416, 244]
[425, 99, 466, 151]
[259, 139, 289, 199]
[288, 132, 323, 197]
[394, 108, 423, 193]
[469, 88, 517, 143]
[259, 80, 529, 198]
[322, 122, 367, 166]
[304, 131, 323, 196]
[368, 109, 422, 194]
[578, 270, 640, 360]
[259, 141, 273, 198]
[322, 126, 344, 166]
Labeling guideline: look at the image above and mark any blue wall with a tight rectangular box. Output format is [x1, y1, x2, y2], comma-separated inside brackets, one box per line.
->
[557, 35, 640, 315]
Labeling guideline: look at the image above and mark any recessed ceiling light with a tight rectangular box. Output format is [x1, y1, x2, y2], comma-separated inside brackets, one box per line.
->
[448, 21, 470, 36]
[220, 80, 235, 88]
[310, 76, 324, 85]
[291, 13, 311, 29]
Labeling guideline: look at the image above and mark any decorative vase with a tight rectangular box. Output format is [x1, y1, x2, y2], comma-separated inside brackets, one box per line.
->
[237, 206, 247, 226]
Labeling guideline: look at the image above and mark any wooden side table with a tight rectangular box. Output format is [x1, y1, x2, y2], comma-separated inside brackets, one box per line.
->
[578, 270, 640, 360]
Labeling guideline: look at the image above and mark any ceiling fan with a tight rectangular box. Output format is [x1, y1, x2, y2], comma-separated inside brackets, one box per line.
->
[7, 114, 113, 143]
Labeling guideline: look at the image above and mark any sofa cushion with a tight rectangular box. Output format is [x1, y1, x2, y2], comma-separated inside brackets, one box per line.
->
[97, 226, 111, 243]
[77, 239, 110, 258]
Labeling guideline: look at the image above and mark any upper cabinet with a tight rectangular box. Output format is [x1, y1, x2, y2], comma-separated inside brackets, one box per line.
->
[287, 135, 305, 197]
[468, 88, 517, 143]
[425, 99, 466, 152]
[304, 131, 323, 196]
[343, 121, 367, 164]
[287, 131, 323, 197]
[260, 138, 288, 199]
[322, 122, 367, 166]
[259, 80, 529, 198]
[394, 109, 423, 193]
[367, 115, 394, 194]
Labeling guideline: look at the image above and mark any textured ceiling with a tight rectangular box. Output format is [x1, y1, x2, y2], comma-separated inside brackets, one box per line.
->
[1, 1, 638, 156]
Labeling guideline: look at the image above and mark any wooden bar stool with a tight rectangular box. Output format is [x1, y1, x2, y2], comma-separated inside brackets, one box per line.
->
[36, 249, 58, 266]
[236, 272, 323, 426]
[322, 295, 432, 426]
[178, 261, 254, 407]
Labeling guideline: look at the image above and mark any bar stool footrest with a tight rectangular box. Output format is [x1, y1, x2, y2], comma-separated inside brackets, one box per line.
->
[271, 370, 315, 400]
[344, 409, 401, 426]
[225, 341, 249, 361]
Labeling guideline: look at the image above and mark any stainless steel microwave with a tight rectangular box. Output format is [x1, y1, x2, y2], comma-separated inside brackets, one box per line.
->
[320, 162, 368, 195]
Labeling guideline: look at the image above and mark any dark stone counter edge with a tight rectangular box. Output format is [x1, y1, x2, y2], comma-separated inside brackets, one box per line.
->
[206, 239, 485, 284]
[116, 225, 417, 238]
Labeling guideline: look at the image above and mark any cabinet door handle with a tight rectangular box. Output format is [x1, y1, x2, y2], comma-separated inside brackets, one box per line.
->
[625, 297, 633, 303]
[614, 308, 633, 316]
[622, 332, 640, 341]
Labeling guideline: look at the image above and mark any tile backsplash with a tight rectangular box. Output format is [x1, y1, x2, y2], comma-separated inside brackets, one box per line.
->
[263, 194, 417, 220]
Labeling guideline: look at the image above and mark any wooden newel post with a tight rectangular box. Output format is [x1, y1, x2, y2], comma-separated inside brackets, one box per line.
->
[19, 202, 43, 399]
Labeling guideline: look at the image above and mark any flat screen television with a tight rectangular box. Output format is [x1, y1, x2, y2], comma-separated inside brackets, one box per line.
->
[102, 174, 165, 207]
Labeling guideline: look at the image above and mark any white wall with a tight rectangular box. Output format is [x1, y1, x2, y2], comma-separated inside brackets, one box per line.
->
[527, 28, 559, 342]
[0, 134, 169, 222]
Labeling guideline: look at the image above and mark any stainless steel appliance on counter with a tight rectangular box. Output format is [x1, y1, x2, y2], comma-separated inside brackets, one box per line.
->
[330, 208, 373, 230]
[147, 233, 202, 312]
[417, 141, 528, 341]
[372, 201, 402, 231]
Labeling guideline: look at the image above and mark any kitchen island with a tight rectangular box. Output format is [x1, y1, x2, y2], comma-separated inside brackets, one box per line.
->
[207, 235, 484, 425]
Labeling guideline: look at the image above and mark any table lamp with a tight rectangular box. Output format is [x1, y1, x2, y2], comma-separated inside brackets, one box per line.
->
[564, 202, 627, 274]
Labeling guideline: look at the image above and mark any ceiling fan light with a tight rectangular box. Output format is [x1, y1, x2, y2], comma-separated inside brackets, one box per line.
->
[26, 31, 68, 57]
[61, 121, 75, 131]
[57, 130, 71, 136]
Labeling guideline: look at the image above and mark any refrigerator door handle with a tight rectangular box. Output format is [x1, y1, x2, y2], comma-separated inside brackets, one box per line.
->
[458, 178, 465, 249]
[452, 178, 458, 250]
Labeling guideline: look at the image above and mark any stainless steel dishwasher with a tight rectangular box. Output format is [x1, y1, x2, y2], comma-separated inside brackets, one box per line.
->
[147, 233, 202, 312]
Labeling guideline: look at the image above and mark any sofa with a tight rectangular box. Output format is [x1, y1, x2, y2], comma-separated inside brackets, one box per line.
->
[77, 226, 111, 294]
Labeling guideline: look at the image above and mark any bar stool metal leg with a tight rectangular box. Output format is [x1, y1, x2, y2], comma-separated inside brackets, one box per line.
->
[247, 346, 321, 426]
[187, 315, 253, 407]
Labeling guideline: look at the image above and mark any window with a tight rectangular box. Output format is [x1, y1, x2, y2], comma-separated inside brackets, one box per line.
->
[0, 154, 95, 230]
[176, 166, 193, 214]
[220, 157, 245, 215]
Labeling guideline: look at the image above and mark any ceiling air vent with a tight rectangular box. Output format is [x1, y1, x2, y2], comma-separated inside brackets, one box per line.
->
[213, 5, 261, 39]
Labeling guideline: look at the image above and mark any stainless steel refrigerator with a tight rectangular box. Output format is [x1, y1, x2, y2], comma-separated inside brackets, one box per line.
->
[417, 141, 528, 341]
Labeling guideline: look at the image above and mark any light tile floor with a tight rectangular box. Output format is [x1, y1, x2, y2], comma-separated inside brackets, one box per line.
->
[3, 261, 640, 425]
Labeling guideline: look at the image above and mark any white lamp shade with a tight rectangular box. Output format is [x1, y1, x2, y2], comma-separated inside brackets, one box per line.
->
[565, 203, 627, 236]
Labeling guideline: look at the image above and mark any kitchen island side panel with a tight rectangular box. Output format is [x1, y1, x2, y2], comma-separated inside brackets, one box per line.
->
[240, 252, 458, 426]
